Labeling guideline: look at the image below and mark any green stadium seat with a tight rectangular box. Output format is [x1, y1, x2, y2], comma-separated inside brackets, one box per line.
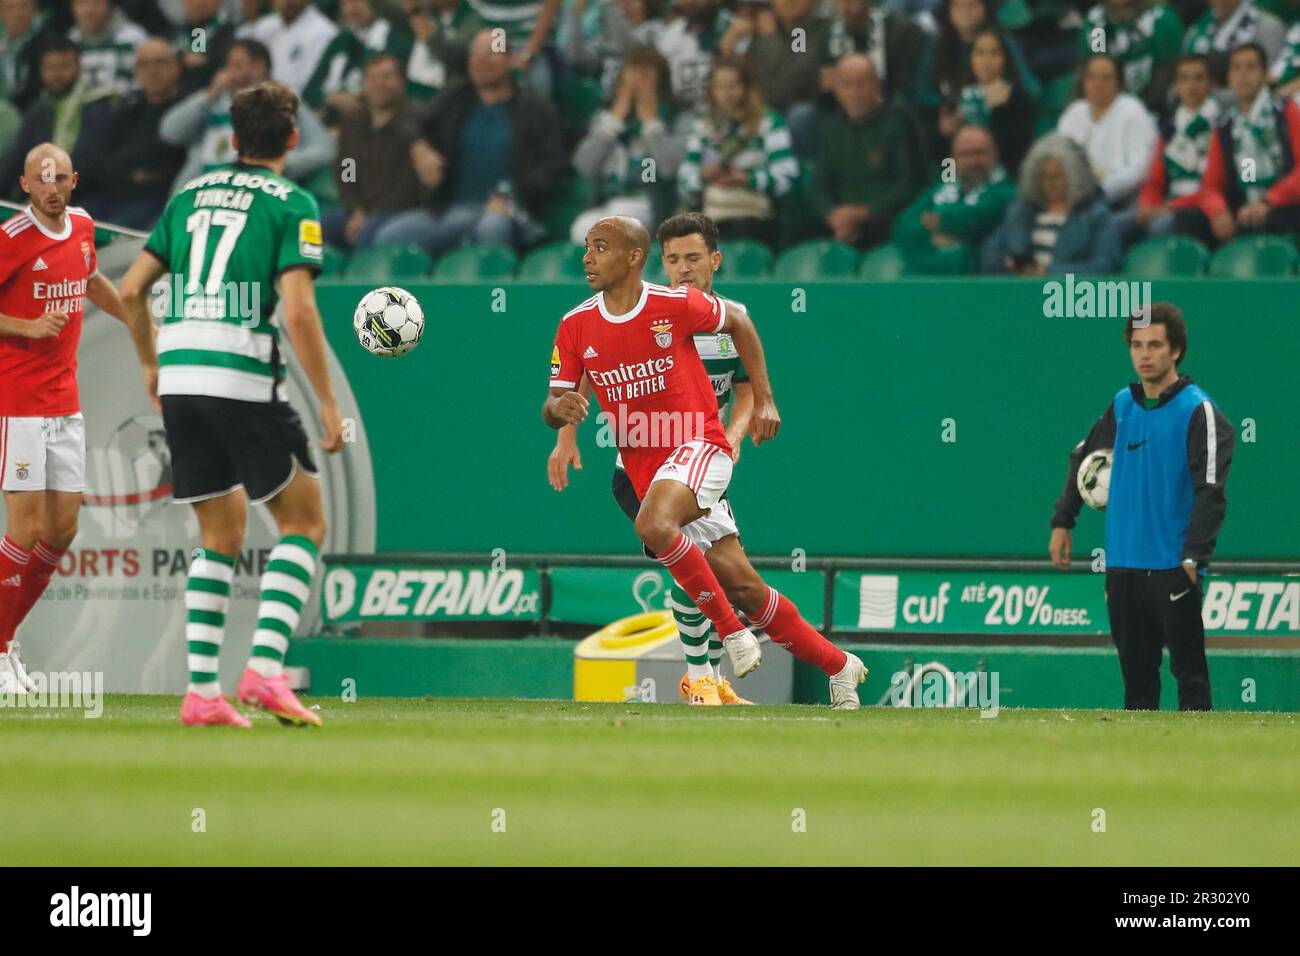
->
[778, 162, 818, 246]
[345, 243, 433, 281]
[857, 243, 907, 279]
[516, 241, 586, 281]
[431, 244, 519, 281]
[304, 167, 340, 207]
[541, 177, 594, 242]
[1035, 74, 1076, 135]
[772, 240, 860, 280]
[1122, 236, 1209, 278]
[717, 239, 773, 278]
[319, 245, 349, 278]
[1207, 236, 1298, 278]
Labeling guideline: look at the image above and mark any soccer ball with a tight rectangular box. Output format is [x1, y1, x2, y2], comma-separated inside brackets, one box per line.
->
[1077, 449, 1112, 511]
[353, 286, 424, 358]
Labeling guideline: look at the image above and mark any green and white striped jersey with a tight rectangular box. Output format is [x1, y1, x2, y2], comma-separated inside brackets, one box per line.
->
[467, 0, 545, 44]
[71, 20, 148, 95]
[144, 161, 324, 403]
[694, 330, 748, 410]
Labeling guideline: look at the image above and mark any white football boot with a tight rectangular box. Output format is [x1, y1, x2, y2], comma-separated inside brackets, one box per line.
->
[829, 653, 868, 710]
[721, 627, 762, 677]
[0, 651, 27, 696]
[7, 641, 35, 692]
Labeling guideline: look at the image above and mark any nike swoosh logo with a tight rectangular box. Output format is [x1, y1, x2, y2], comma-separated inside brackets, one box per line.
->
[1170, 589, 1191, 602]
[1127, 440, 1147, 451]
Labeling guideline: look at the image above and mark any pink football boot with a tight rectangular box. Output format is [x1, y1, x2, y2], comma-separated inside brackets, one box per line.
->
[236, 668, 322, 727]
[180, 692, 252, 728]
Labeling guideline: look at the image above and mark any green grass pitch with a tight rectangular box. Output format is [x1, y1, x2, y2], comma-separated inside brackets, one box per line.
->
[2, 698, 1296, 866]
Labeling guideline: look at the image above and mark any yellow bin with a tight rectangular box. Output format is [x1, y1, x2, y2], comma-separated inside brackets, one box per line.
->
[573, 611, 679, 701]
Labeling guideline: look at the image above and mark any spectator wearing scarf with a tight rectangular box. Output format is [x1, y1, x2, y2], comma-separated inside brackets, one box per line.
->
[1182, 42, 1300, 243]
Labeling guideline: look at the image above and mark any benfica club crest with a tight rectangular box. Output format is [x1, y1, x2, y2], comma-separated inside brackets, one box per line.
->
[651, 321, 672, 348]
[15, 461, 29, 481]
[80, 240, 91, 269]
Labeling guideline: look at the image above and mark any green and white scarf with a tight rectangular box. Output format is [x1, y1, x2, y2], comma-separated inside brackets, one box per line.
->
[1270, 22, 1300, 86]
[1230, 88, 1282, 201]
[930, 165, 1007, 207]
[1163, 100, 1219, 197]
[1084, 3, 1168, 93]
[1185, 0, 1260, 54]
[958, 84, 991, 127]
[827, 9, 887, 83]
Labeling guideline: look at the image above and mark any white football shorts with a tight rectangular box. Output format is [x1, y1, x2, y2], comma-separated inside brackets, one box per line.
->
[650, 439, 737, 552]
[0, 414, 86, 493]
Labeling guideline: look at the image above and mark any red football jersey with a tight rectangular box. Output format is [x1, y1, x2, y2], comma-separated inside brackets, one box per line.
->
[0, 205, 97, 417]
[551, 282, 732, 497]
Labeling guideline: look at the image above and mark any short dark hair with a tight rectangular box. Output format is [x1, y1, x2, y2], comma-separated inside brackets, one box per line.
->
[657, 212, 719, 252]
[1125, 302, 1188, 366]
[1075, 52, 1125, 98]
[231, 81, 298, 160]
[227, 37, 272, 72]
[1228, 42, 1268, 72]
[363, 52, 403, 74]
[39, 34, 79, 61]
[1174, 52, 1211, 75]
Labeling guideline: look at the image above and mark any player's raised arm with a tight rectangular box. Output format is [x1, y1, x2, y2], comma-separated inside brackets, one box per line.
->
[280, 268, 344, 453]
[118, 252, 167, 408]
[718, 303, 780, 446]
[548, 375, 592, 491]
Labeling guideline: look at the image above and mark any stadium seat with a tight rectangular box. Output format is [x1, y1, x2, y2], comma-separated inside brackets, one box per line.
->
[345, 244, 433, 281]
[319, 245, 349, 278]
[772, 240, 860, 280]
[431, 244, 519, 281]
[516, 241, 586, 281]
[718, 239, 773, 278]
[541, 177, 594, 242]
[304, 168, 340, 207]
[1122, 236, 1209, 278]
[1207, 236, 1299, 278]
[1035, 74, 1076, 135]
[857, 243, 908, 279]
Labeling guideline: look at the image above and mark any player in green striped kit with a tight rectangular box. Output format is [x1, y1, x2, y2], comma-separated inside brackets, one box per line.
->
[549, 212, 758, 704]
[118, 82, 344, 728]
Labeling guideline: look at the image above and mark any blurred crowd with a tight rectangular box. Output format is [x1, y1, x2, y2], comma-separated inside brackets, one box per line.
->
[2, 0, 1299, 275]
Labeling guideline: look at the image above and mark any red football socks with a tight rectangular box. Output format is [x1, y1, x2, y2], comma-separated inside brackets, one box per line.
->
[656, 533, 746, 639]
[752, 587, 847, 675]
[0, 536, 32, 651]
[7, 540, 64, 643]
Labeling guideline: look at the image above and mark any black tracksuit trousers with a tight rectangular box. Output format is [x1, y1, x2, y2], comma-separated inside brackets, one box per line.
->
[1105, 568, 1213, 711]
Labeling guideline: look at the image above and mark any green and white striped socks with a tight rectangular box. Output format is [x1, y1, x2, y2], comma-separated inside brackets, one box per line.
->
[246, 535, 318, 678]
[186, 548, 235, 698]
[669, 584, 716, 681]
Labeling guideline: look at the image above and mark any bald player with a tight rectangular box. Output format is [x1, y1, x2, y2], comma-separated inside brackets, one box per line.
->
[0, 144, 153, 694]
[543, 216, 868, 708]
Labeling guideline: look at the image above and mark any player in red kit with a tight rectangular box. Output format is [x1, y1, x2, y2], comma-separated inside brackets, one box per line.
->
[0, 144, 153, 694]
[542, 217, 868, 708]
